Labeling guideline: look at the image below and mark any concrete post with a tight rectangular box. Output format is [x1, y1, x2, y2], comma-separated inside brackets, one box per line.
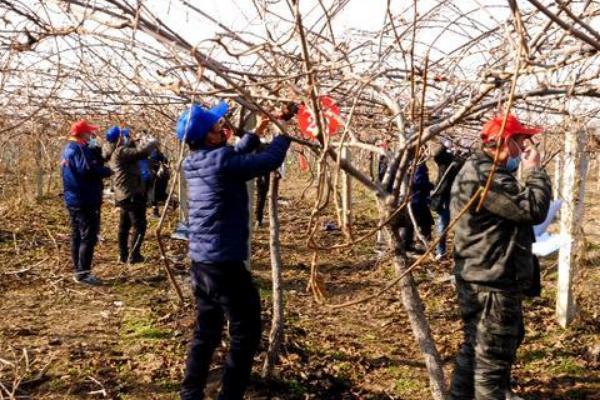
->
[556, 126, 588, 328]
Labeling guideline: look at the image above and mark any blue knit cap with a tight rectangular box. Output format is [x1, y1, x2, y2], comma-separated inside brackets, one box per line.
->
[105, 126, 121, 143]
[176, 102, 229, 144]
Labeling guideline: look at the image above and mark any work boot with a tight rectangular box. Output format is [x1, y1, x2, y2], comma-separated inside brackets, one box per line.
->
[118, 252, 128, 264]
[73, 273, 102, 286]
[129, 254, 145, 264]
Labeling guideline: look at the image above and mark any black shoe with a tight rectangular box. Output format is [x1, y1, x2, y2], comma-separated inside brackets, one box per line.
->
[129, 254, 145, 264]
[73, 273, 102, 286]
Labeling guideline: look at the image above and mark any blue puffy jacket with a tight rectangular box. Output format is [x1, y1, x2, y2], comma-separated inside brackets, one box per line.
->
[183, 133, 290, 263]
[61, 141, 112, 208]
[139, 159, 152, 183]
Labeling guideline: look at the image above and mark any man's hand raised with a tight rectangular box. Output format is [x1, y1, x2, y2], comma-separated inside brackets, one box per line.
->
[522, 144, 541, 170]
[254, 115, 271, 136]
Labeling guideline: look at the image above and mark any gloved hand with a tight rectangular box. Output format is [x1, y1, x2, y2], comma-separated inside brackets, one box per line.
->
[144, 135, 158, 147]
[278, 102, 299, 121]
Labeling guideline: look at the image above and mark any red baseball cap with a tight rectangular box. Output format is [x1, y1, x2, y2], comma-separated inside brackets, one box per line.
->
[70, 119, 98, 136]
[481, 114, 542, 144]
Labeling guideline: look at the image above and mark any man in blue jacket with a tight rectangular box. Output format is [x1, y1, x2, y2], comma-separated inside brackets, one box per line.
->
[178, 102, 291, 400]
[61, 119, 112, 285]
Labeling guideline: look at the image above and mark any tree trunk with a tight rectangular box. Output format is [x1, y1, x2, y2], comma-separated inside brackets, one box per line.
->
[556, 126, 588, 328]
[385, 224, 447, 400]
[262, 172, 284, 378]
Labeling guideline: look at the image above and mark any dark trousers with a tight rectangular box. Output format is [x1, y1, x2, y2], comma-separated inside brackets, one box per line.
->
[255, 174, 270, 226]
[117, 199, 147, 261]
[68, 207, 100, 276]
[435, 207, 450, 256]
[181, 261, 262, 400]
[450, 281, 525, 400]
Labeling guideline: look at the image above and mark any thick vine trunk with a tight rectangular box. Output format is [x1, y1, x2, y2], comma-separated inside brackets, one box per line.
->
[262, 172, 284, 378]
[384, 223, 447, 400]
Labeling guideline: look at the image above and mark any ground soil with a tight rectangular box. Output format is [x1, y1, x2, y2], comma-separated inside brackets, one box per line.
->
[0, 173, 599, 399]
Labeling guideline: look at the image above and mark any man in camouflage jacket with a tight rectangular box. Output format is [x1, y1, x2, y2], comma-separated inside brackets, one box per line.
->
[104, 127, 157, 263]
[449, 114, 551, 400]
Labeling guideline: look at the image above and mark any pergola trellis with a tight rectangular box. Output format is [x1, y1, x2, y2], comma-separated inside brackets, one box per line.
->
[1, 1, 600, 398]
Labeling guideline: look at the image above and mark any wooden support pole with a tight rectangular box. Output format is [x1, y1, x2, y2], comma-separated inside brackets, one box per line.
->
[556, 126, 588, 328]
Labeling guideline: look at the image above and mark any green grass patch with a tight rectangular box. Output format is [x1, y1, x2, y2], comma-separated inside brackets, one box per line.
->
[258, 286, 273, 300]
[541, 285, 557, 304]
[521, 348, 548, 363]
[545, 270, 558, 281]
[330, 350, 347, 361]
[586, 241, 600, 252]
[122, 315, 171, 340]
[333, 361, 354, 378]
[47, 377, 69, 391]
[283, 378, 308, 396]
[551, 358, 586, 376]
[386, 365, 427, 395]
[395, 377, 422, 393]
[520, 348, 550, 372]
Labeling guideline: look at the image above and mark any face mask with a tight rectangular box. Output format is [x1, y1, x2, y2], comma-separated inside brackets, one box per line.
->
[506, 138, 522, 172]
[88, 138, 99, 148]
[506, 155, 521, 172]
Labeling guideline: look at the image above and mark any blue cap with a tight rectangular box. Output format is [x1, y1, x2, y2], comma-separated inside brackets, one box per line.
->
[176, 102, 229, 144]
[105, 126, 121, 143]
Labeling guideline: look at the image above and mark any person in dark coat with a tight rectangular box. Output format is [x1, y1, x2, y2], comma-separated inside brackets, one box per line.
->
[431, 140, 464, 259]
[406, 163, 434, 249]
[375, 142, 405, 254]
[254, 171, 270, 227]
[449, 114, 551, 400]
[61, 119, 112, 285]
[178, 102, 291, 400]
[145, 147, 170, 217]
[104, 126, 157, 263]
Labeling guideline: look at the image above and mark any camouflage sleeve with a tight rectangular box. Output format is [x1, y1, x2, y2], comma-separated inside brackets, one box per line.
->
[117, 141, 157, 163]
[450, 159, 480, 211]
[481, 167, 552, 225]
